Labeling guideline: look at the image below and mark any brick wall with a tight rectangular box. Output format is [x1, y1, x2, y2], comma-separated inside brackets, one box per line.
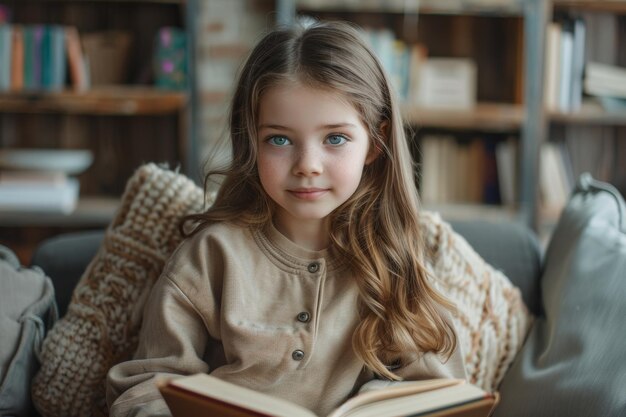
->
[196, 0, 275, 173]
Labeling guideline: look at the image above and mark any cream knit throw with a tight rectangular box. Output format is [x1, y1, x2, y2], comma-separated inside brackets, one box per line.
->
[420, 211, 533, 392]
[31, 164, 206, 417]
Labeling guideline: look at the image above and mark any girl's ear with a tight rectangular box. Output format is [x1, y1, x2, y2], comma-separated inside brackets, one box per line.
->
[365, 121, 389, 165]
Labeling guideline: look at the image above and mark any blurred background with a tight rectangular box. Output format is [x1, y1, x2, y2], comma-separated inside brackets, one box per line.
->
[0, 0, 624, 263]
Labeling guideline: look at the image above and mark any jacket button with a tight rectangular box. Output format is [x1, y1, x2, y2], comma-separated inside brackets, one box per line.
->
[297, 312, 310, 323]
[292, 350, 305, 361]
[307, 262, 320, 273]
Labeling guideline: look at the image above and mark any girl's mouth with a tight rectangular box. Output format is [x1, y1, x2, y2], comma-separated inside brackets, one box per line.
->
[288, 188, 329, 200]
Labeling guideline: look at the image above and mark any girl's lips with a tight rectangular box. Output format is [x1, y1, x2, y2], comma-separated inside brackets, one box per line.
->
[288, 188, 329, 200]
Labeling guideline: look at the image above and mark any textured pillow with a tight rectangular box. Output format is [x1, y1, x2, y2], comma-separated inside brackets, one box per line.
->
[420, 212, 533, 392]
[31, 164, 206, 417]
[494, 173, 626, 417]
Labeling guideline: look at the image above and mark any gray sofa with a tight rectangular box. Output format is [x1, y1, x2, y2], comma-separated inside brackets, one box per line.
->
[23, 174, 626, 417]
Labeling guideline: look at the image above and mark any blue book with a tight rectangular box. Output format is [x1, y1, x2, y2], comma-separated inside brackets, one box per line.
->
[0, 24, 12, 91]
[50, 25, 66, 90]
[41, 25, 53, 89]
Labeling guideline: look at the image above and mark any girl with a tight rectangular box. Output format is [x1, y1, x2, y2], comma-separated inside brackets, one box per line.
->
[107, 21, 530, 417]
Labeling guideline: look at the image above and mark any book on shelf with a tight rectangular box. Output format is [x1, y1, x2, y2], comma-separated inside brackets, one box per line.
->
[0, 24, 11, 91]
[416, 59, 477, 110]
[558, 20, 574, 112]
[544, 17, 586, 113]
[0, 23, 89, 93]
[158, 373, 499, 417]
[584, 62, 626, 100]
[0, 170, 79, 214]
[419, 135, 502, 205]
[10, 25, 24, 90]
[65, 25, 89, 91]
[495, 137, 518, 207]
[539, 142, 574, 212]
[357, 27, 428, 104]
[544, 21, 561, 111]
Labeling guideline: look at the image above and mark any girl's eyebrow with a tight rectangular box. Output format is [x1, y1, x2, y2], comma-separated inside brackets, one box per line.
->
[257, 123, 357, 130]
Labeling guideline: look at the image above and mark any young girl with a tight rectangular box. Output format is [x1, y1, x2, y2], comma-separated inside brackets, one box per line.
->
[107, 21, 530, 417]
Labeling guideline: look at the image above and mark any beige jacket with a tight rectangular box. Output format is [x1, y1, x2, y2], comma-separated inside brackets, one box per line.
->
[107, 218, 470, 417]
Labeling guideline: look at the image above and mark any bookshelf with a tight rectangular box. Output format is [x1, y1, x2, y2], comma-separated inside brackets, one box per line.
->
[0, 0, 199, 198]
[402, 102, 525, 131]
[0, 0, 199, 262]
[0, 87, 187, 115]
[276, 0, 548, 228]
[541, 0, 626, 233]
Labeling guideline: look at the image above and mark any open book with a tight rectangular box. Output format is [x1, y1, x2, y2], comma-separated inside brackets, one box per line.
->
[158, 373, 499, 417]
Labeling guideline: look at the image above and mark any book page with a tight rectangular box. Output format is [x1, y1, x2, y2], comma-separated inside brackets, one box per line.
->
[329, 380, 495, 417]
[328, 379, 464, 417]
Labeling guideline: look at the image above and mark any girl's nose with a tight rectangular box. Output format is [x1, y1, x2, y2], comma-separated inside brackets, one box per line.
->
[293, 147, 323, 176]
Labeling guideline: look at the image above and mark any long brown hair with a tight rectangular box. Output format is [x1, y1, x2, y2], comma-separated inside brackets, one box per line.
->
[183, 21, 456, 380]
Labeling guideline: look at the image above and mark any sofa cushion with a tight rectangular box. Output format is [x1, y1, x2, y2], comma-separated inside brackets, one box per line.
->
[449, 220, 542, 315]
[494, 173, 626, 416]
[31, 164, 206, 417]
[31, 230, 105, 318]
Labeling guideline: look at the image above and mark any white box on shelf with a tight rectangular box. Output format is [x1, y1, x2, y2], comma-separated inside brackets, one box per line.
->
[417, 58, 477, 110]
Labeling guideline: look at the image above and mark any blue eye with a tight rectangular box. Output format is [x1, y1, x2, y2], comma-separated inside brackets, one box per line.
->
[326, 135, 347, 145]
[267, 136, 291, 146]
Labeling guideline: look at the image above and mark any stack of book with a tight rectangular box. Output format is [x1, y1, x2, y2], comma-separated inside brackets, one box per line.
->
[584, 62, 626, 112]
[0, 171, 79, 214]
[0, 149, 91, 214]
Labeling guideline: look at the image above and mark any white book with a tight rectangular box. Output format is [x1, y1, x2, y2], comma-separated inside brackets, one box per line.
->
[0, 177, 79, 214]
[545, 22, 562, 111]
[584, 78, 626, 99]
[417, 58, 477, 110]
[585, 62, 626, 98]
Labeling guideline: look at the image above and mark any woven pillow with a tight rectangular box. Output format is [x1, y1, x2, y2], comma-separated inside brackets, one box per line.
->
[420, 212, 533, 392]
[31, 164, 206, 417]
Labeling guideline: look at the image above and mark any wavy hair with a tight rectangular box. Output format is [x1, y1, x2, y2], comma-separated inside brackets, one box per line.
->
[183, 21, 456, 380]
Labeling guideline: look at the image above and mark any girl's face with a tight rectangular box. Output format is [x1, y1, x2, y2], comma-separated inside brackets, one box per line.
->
[256, 83, 375, 244]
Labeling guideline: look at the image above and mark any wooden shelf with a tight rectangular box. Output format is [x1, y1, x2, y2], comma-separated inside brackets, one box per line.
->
[549, 101, 626, 125]
[13, 0, 185, 3]
[295, 0, 524, 16]
[553, 0, 626, 14]
[423, 203, 519, 222]
[0, 196, 119, 227]
[0, 87, 187, 116]
[402, 102, 524, 131]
